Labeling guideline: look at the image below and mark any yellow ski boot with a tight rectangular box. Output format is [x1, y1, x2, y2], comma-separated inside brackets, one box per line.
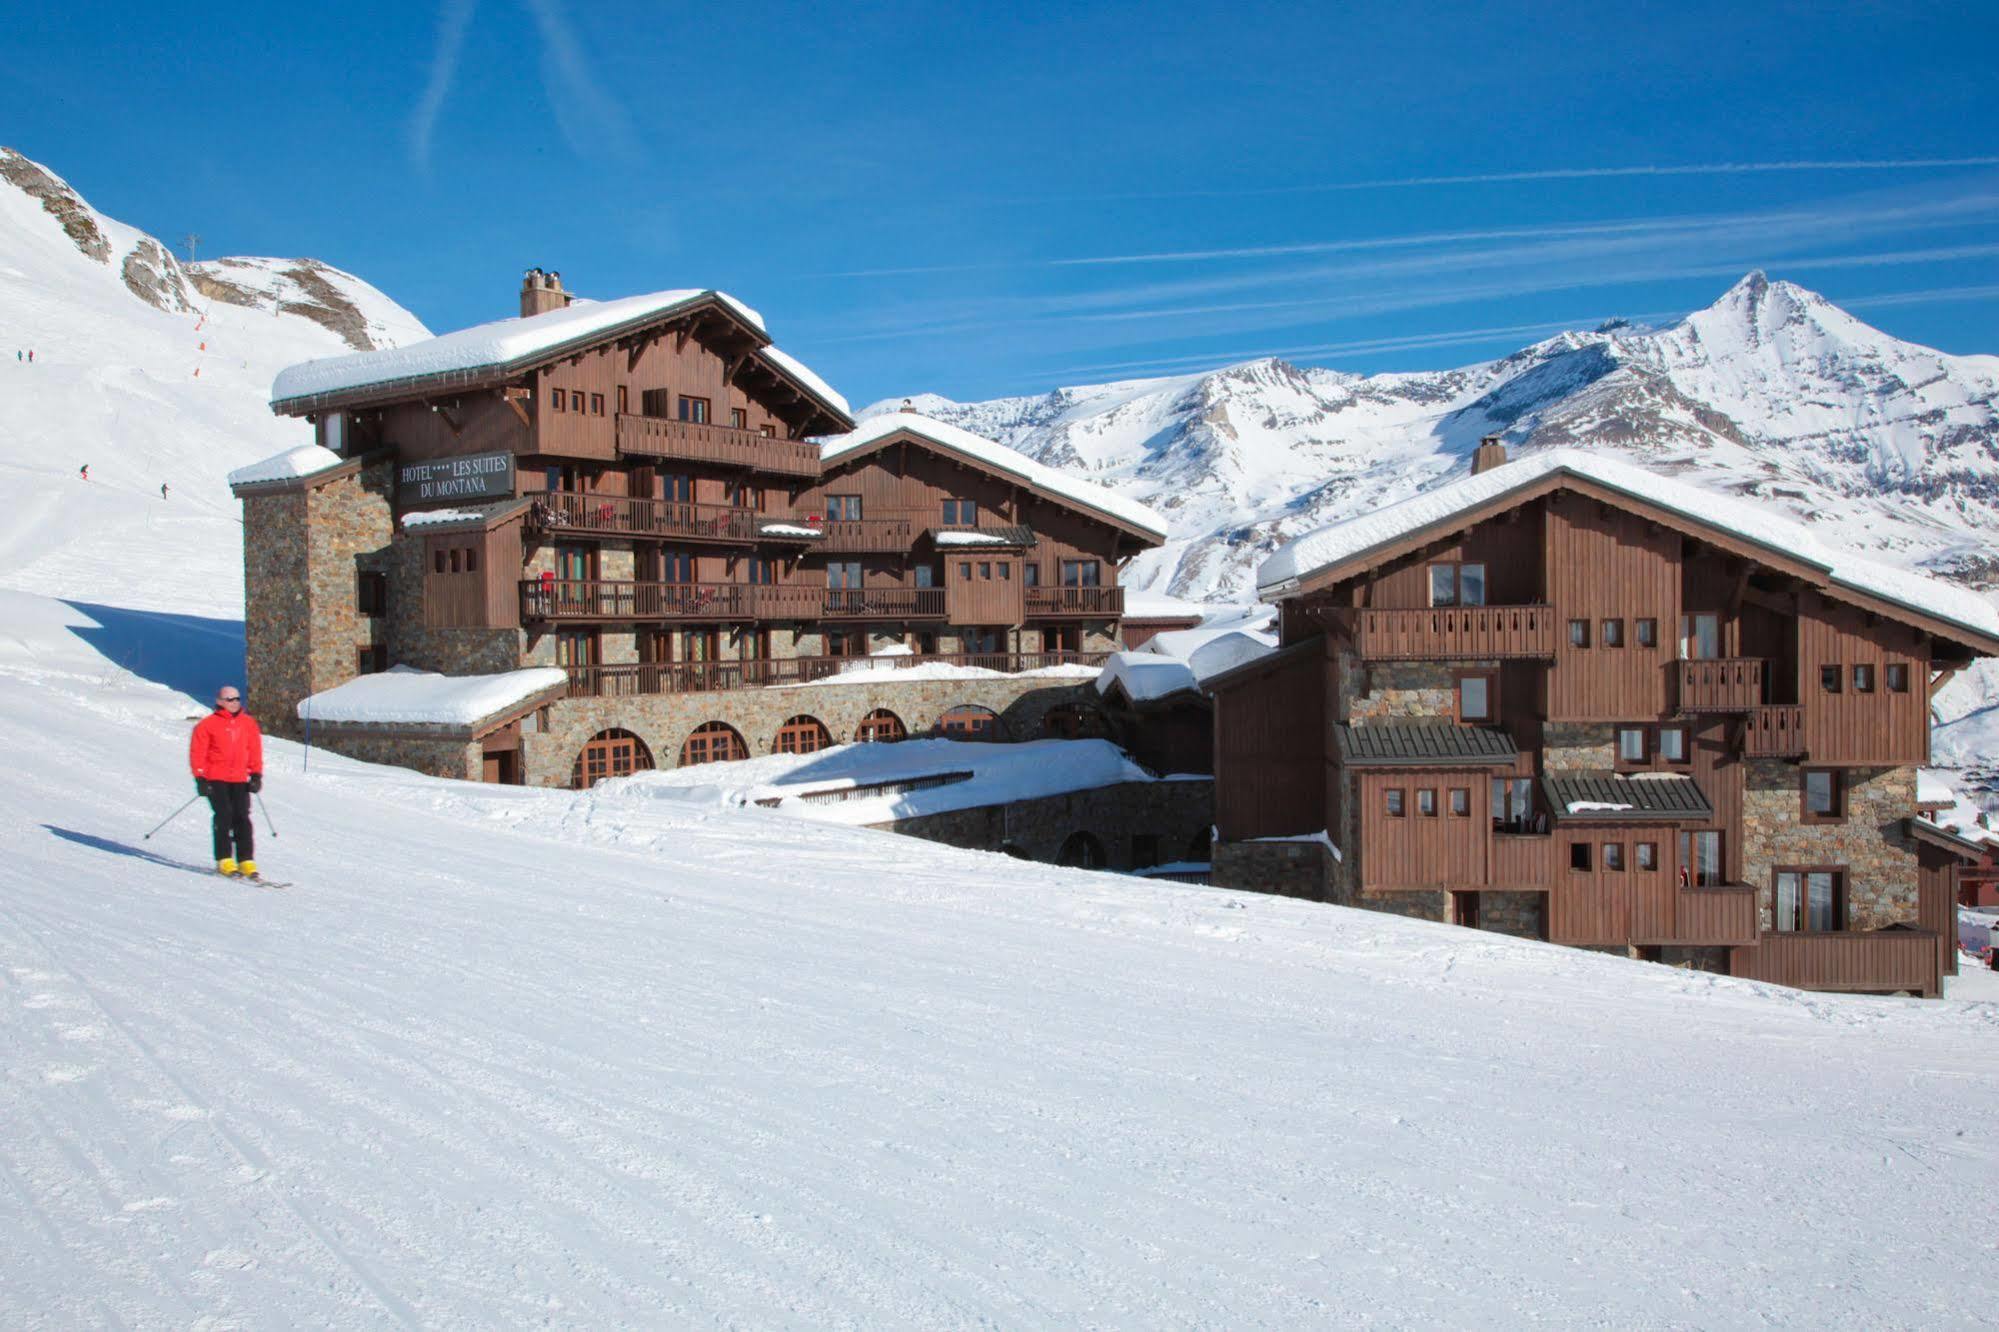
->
[217, 858, 240, 877]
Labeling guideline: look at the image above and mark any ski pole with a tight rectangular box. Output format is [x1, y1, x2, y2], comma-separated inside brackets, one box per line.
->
[255, 793, 278, 838]
[143, 795, 203, 841]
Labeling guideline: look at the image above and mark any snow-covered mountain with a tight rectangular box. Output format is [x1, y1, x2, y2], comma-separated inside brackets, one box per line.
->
[0, 147, 426, 616]
[873, 274, 1999, 766]
[874, 273, 1999, 605]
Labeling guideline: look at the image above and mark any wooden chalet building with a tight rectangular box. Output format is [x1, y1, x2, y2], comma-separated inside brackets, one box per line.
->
[235, 271, 1165, 787]
[1209, 440, 1999, 998]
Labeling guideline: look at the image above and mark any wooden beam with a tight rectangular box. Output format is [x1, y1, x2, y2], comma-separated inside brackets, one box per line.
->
[1725, 562, 1750, 618]
[1930, 667, 1960, 700]
[432, 403, 463, 436]
[498, 387, 530, 428]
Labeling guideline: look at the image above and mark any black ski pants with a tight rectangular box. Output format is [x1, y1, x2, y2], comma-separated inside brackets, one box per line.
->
[207, 781, 253, 862]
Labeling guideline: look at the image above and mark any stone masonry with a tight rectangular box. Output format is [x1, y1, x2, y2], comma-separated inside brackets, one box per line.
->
[1741, 761, 1919, 932]
[880, 778, 1213, 871]
[1541, 723, 1615, 772]
[1210, 838, 1336, 901]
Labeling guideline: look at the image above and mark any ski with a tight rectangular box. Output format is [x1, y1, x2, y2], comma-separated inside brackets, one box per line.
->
[245, 877, 292, 890]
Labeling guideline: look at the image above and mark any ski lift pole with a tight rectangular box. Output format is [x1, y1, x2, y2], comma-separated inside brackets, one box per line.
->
[143, 795, 203, 841]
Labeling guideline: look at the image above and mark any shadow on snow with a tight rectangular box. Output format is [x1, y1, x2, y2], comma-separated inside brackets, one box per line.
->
[61, 601, 245, 705]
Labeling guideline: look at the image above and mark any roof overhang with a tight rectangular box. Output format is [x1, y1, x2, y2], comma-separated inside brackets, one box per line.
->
[1263, 467, 1999, 658]
[227, 447, 391, 499]
[403, 497, 533, 536]
[1907, 816, 1999, 864]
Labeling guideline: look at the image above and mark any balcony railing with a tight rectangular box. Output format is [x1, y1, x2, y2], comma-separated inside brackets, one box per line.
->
[1730, 930, 1940, 996]
[614, 413, 819, 478]
[822, 587, 947, 618]
[1675, 657, 1766, 711]
[1026, 585, 1124, 618]
[1744, 704, 1806, 757]
[520, 580, 752, 622]
[560, 650, 1111, 699]
[1354, 604, 1557, 660]
[746, 584, 823, 619]
[811, 516, 918, 553]
[526, 490, 758, 544]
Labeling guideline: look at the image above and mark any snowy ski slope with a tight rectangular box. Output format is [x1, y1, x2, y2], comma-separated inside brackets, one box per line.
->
[3, 592, 1998, 1327]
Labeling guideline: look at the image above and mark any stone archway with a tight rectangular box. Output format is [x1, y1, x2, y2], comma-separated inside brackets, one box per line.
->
[572, 728, 655, 788]
[1058, 830, 1107, 869]
[1041, 702, 1113, 740]
[855, 708, 908, 743]
[937, 704, 1003, 741]
[774, 713, 833, 755]
[680, 720, 749, 767]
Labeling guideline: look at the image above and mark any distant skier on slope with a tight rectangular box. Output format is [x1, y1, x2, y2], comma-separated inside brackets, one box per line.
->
[160, 482, 169, 499]
[189, 684, 264, 879]
[79, 464, 88, 481]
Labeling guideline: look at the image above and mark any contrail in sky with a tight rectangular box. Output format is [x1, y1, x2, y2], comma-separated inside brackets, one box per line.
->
[410, 0, 479, 175]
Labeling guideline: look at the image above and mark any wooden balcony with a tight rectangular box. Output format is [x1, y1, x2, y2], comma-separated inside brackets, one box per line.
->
[822, 587, 947, 619]
[526, 490, 758, 545]
[1743, 704, 1807, 757]
[561, 650, 1111, 699]
[747, 584, 823, 619]
[1729, 930, 1941, 996]
[1673, 885, 1759, 946]
[614, 413, 819, 478]
[519, 580, 753, 623]
[1489, 832, 1553, 886]
[1675, 657, 1766, 711]
[1025, 586, 1125, 618]
[1354, 604, 1557, 661]
[812, 516, 918, 553]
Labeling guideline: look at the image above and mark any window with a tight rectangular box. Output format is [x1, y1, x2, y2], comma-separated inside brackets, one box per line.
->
[570, 390, 585, 413]
[356, 644, 387, 674]
[1418, 789, 1438, 817]
[680, 721, 748, 766]
[1568, 619, 1590, 649]
[977, 561, 991, 580]
[759, 424, 776, 438]
[938, 705, 1000, 740]
[942, 499, 978, 525]
[731, 407, 747, 430]
[550, 388, 565, 411]
[657, 549, 694, 583]
[1852, 664, 1875, 694]
[661, 473, 691, 503]
[998, 562, 1011, 580]
[678, 395, 710, 423]
[1601, 618, 1624, 648]
[1658, 727, 1688, 763]
[1386, 789, 1406, 818]
[774, 714, 832, 756]
[958, 562, 972, 580]
[1679, 830, 1724, 888]
[554, 628, 596, 668]
[571, 729, 654, 789]
[1491, 777, 1535, 833]
[1061, 560, 1102, 587]
[855, 709, 907, 744]
[1604, 843, 1626, 872]
[745, 556, 776, 585]
[1427, 562, 1487, 607]
[1617, 727, 1648, 763]
[464, 548, 477, 573]
[824, 630, 865, 657]
[1886, 663, 1910, 693]
[1773, 869, 1844, 933]
[825, 495, 864, 521]
[1680, 613, 1721, 660]
[914, 563, 935, 589]
[1449, 788, 1471, 817]
[1635, 842, 1658, 871]
[1569, 843, 1592, 872]
[590, 393, 605, 416]
[1636, 618, 1658, 648]
[1820, 665, 1842, 694]
[1802, 770, 1844, 822]
[826, 561, 863, 590]
[357, 570, 387, 617]
[616, 385, 628, 413]
[449, 548, 461, 574]
[1457, 673, 1493, 722]
[1023, 563, 1040, 587]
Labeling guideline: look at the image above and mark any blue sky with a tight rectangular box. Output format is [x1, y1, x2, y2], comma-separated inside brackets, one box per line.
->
[6, 1, 1998, 404]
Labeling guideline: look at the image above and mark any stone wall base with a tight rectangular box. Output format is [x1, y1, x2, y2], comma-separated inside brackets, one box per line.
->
[878, 779, 1213, 872]
[1212, 840, 1336, 902]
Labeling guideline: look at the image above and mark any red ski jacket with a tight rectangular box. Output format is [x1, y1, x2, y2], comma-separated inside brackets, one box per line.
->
[190, 708, 264, 784]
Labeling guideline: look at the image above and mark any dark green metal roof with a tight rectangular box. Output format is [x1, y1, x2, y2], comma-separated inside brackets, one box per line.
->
[1335, 723, 1518, 767]
[1542, 772, 1713, 822]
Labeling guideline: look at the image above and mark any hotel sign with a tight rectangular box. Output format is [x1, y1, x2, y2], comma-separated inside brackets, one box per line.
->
[399, 451, 515, 505]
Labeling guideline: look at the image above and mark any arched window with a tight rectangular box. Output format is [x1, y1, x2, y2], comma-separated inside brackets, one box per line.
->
[1041, 703, 1111, 740]
[680, 720, 748, 767]
[572, 728, 654, 789]
[774, 714, 832, 755]
[855, 709, 907, 744]
[1058, 830, 1107, 869]
[937, 704, 1001, 741]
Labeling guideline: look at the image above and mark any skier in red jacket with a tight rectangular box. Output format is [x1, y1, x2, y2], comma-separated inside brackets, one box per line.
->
[189, 685, 264, 878]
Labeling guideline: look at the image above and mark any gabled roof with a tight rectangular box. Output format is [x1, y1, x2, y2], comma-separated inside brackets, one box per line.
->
[268, 288, 851, 429]
[297, 666, 569, 739]
[1335, 723, 1518, 767]
[1542, 772, 1713, 822]
[1257, 448, 1999, 655]
[820, 412, 1169, 545]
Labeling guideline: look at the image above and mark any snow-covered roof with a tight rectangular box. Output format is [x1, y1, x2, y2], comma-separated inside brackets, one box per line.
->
[1258, 448, 1999, 646]
[402, 507, 488, 530]
[935, 529, 1020, 546]
[758, 522, 824, 538]
[297, 666, 568, 730]
[226, 443, 346, 490]
[1122, 591, 1213, 621]
[1096, 653, 1200, 703]
[820, 412, 1169, 541]
[616, 738, 1159, 829]
[270, 288, 767, 406]
[761, 345, 850, 418]
[1917, 769, 1956, 807]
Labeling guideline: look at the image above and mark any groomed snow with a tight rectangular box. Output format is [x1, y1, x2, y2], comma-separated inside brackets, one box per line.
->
[270, 288, 768, 405]
[622, 737, 1158, 827]
[760, 345, 851, 419]
[296, 665, 568, 727]
[821, 412, 1170, 540]
[1258, 448, 1999, 643]
[5, 587, 1999, 1324]
[224, 444, 345, 489]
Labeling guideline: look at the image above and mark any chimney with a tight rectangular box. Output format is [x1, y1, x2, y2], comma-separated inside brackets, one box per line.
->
[520, 267, 572, 318]
[1471, 433, 1508, 475]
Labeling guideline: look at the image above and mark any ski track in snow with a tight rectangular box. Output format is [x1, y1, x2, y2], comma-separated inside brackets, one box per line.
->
[2, 593, 1998, 1327]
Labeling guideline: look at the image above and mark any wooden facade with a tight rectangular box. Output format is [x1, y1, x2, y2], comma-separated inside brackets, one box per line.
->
[1216, 446, 1999, 999]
